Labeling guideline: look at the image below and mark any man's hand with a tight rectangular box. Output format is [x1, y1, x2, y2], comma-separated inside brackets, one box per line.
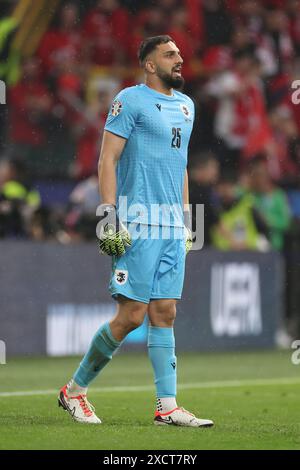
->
[97, 204, 131, 256]
[184, 210, 193, 254]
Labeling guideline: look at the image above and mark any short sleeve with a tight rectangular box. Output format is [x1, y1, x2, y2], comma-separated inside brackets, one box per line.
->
[104, 88, 138, 139]
[189, 97, 195, 123]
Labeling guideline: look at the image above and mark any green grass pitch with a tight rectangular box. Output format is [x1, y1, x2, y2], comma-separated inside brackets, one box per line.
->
[1, 350, 300, 450]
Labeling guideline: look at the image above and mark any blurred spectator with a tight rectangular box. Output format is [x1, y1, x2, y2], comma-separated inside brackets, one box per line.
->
[69, 174, 100, 210]
[189, 152, 220, 246]
[256, 8, 294, 77]
[167, 7, 197, 80]
[37, 3, 82, 78]
[211, 171, 270, 251]
[263, 105, 300, 185]
[129, 5, 167, 63]
[235, 0, 265, 43]
[0, 11, 19, 86]
[287, 0, 300, 54]
[2, 0, 300, 249]
[203, 44, 233, 72]
[203, 0, 233, 46]
[82, 0, 130, 66]
[231, 24, 256, 56]
[160, 0, 182, 13]
[0, 159, 40, 238]
[205, 50, 272, 172]
[65, 174, 100, 240]
[28, 206, 60, 241]
[247, 156, 291, 250]
[185, 0, 205, 46]
[72, 89, 111, 179]
[8, 57, 52, 171]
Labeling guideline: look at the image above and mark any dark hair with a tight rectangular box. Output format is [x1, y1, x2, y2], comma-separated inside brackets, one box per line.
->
[218, 169, 237, 185]
[8, 158, 27, 178]
[233, 48, 255, 61]
[246, 154, 268, 170]
[138, 35, 175, 64]
[190, 151, 217, 169]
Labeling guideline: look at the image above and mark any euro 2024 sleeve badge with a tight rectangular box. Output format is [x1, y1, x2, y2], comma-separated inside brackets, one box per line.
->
[111, 99, 122, 117]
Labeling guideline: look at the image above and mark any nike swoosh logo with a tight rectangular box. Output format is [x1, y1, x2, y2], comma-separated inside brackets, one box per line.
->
[162, 416, 173, 424]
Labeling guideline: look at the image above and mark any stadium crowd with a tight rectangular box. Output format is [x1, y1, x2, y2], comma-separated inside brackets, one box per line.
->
[0, 0, 300, 251]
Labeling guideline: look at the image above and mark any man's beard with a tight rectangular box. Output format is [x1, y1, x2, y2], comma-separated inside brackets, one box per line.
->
[157, 67, 185, 90]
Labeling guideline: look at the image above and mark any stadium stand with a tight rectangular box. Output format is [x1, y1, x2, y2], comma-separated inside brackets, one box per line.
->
[1, 1, 300, 337]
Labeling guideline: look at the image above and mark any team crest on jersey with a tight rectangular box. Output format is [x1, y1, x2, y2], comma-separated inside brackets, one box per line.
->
[114, 269, 128, 285]
[180, 103, 191, 120]
[111, 99, 122, 116]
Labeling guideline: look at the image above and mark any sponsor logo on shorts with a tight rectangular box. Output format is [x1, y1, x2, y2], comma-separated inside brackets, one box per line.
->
[115, 269, 128, 285]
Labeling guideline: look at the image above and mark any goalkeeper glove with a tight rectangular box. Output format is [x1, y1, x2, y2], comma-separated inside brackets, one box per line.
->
[97, 204, 131, 256]
[184, 210, 193, 254]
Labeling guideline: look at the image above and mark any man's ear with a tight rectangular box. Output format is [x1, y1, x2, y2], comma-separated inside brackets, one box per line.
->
[145, 60, 155, 74]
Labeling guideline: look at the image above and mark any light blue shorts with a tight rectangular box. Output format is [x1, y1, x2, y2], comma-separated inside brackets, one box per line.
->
[109, 224, 186, 304]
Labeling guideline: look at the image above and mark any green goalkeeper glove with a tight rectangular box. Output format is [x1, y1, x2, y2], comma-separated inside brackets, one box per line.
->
[184, 210, 193, 254]
[97, 204, 131, 256]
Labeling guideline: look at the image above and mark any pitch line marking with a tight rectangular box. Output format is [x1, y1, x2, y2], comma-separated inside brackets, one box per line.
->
[1, 377, 300, 398]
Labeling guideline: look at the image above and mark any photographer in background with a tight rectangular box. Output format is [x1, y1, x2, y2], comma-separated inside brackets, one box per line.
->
[247, 155, 291, 251]
[189, 151, 220, 247]
[211, 170, 270, 251]
[0, 158, 40, 238]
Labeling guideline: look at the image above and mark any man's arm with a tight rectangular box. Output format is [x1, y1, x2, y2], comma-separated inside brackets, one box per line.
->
[98, 130, 127, 204]
[97, 130, 131, 256]
[183, 169, 192, 253]
[183, 169, 189, 209]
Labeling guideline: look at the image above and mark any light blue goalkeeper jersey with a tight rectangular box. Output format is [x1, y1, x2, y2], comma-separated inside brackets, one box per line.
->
[104, 83, 195, 227]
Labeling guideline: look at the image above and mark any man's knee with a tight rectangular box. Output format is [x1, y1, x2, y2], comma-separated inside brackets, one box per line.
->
[127, 308, 146, 330]
[149, 300, 177, 327]
[116, 298, 147, 332]
[162, 303, 177, 324]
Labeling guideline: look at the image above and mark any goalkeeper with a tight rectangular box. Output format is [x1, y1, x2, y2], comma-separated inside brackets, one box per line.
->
[58, 35, 213, 428]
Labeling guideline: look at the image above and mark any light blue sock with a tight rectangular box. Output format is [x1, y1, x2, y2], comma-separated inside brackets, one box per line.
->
[148, 326, 177, 398]
[73, 322, 121, 387]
